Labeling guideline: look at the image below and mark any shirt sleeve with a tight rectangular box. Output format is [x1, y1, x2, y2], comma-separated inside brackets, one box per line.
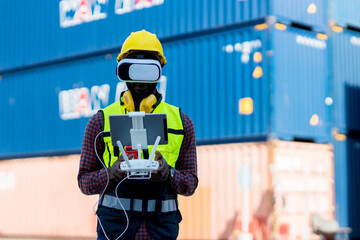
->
[78, 111, 109, 195]
[170, 112, 198, 196]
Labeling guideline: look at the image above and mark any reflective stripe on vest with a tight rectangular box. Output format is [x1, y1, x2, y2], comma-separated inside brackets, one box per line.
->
[101, 194, 177, 212]
[101, 100, 184, 168]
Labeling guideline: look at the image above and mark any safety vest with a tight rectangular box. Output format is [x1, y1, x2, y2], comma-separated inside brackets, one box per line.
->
[101, 100, 184, 168]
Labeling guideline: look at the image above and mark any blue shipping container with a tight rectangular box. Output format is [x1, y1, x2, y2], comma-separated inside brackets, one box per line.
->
[0, 0, 328, 72]
[164, 23, 330, 144]
[0, 55, 119, 158]
[272, 0, 327, 30]
[333, 135, 360, 238]
[0, 22, 331, 158]
[269, 25, 330, 142]
[331, 28, 360, 133]
[330, 0, 360, 28]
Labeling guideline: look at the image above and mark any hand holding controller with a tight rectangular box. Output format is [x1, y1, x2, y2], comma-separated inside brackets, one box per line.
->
[116, 136, 162, 177]
[108, 153, 134, 183]
[150, 151, 170, 182]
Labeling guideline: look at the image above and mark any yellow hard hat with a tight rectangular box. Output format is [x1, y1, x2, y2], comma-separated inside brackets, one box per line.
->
[117, 30, 167, 66]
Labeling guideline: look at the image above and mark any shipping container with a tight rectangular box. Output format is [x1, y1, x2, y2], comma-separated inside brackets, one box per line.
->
[0, 155, 98, 238]
[0, 141, 335, 239]
[330, 27, 360, 133]
[0, 22, 331, 158]
[0, 54, 120, 158]
[330, 0, 360, 29]
[179, 141, 334, 240]
[272, 0, 327, 30]
[0, 0, 328, 72]
[268, 24, 330, 143]
[165, 22, 331, 144]
[333, 135, 360, 239]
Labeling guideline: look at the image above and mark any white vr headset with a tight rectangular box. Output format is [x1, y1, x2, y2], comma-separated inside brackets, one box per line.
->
[116, 59, 162, 83]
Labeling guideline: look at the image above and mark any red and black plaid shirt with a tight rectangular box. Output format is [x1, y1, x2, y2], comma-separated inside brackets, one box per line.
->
[78, 109, 198, 239]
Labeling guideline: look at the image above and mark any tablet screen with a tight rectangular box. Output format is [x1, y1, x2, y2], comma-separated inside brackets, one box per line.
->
[109, 113, 168, 148]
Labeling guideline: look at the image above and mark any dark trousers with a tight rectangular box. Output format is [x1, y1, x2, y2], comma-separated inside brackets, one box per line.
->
[96, 206, 181, 240]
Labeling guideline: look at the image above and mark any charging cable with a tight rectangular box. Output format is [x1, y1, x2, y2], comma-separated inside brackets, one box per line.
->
[93, 131, 130, 240]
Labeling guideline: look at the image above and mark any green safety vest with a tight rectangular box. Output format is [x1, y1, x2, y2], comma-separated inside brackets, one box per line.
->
[101, 100, 184, 168]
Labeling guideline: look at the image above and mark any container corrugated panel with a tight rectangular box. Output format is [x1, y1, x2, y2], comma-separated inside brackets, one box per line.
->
[0, 0, 268, 72]
[178, 141, 334, 239]
[0, 155, 98, 238]
[346, 136, 360, 239]
[270, 25, 331, 142]
[330, 0, 360, 28]
[332, 138, 349, 228]
[163, 26, 269, 142]
[0, 22, 331, 158]
[333, 136, 360, 238]
[179, 142, 271, 239]
[331, 28, 360, 133]
[0, 0, 329, 72]
[0, 141, 335, 239]
[164, 23, 330, 144]
[270, 141, 334, 240]
[271, 0, 327, 31]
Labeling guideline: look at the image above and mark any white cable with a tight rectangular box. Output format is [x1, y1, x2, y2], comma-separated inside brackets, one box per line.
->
[114, 177, 130, 239]
[92, 131, 130, 240]
[92, 131, 109, 217]
[97, 177, 129, 240]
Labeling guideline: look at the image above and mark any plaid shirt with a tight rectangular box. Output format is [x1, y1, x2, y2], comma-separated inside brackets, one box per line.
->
[78, 108, 198, 239]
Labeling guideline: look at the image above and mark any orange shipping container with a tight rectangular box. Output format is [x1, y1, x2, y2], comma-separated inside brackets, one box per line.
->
[177, 141, 335, 240]
[0, 155, 98, 239]
[0, 141, 335, 240]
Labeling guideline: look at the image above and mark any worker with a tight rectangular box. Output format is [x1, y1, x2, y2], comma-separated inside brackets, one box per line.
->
[78, 30, 198, 240]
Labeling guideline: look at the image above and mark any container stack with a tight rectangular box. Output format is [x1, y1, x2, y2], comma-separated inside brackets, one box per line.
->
[0, 0, 358, 239]
[328, 1, 360, 238]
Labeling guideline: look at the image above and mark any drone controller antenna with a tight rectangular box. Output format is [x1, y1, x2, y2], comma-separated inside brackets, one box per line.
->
[117, 140, 132, 168]
[148, 136, 161, 162]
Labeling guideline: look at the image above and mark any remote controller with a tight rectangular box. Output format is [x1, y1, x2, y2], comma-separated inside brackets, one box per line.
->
[120, 160, 159, 176]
